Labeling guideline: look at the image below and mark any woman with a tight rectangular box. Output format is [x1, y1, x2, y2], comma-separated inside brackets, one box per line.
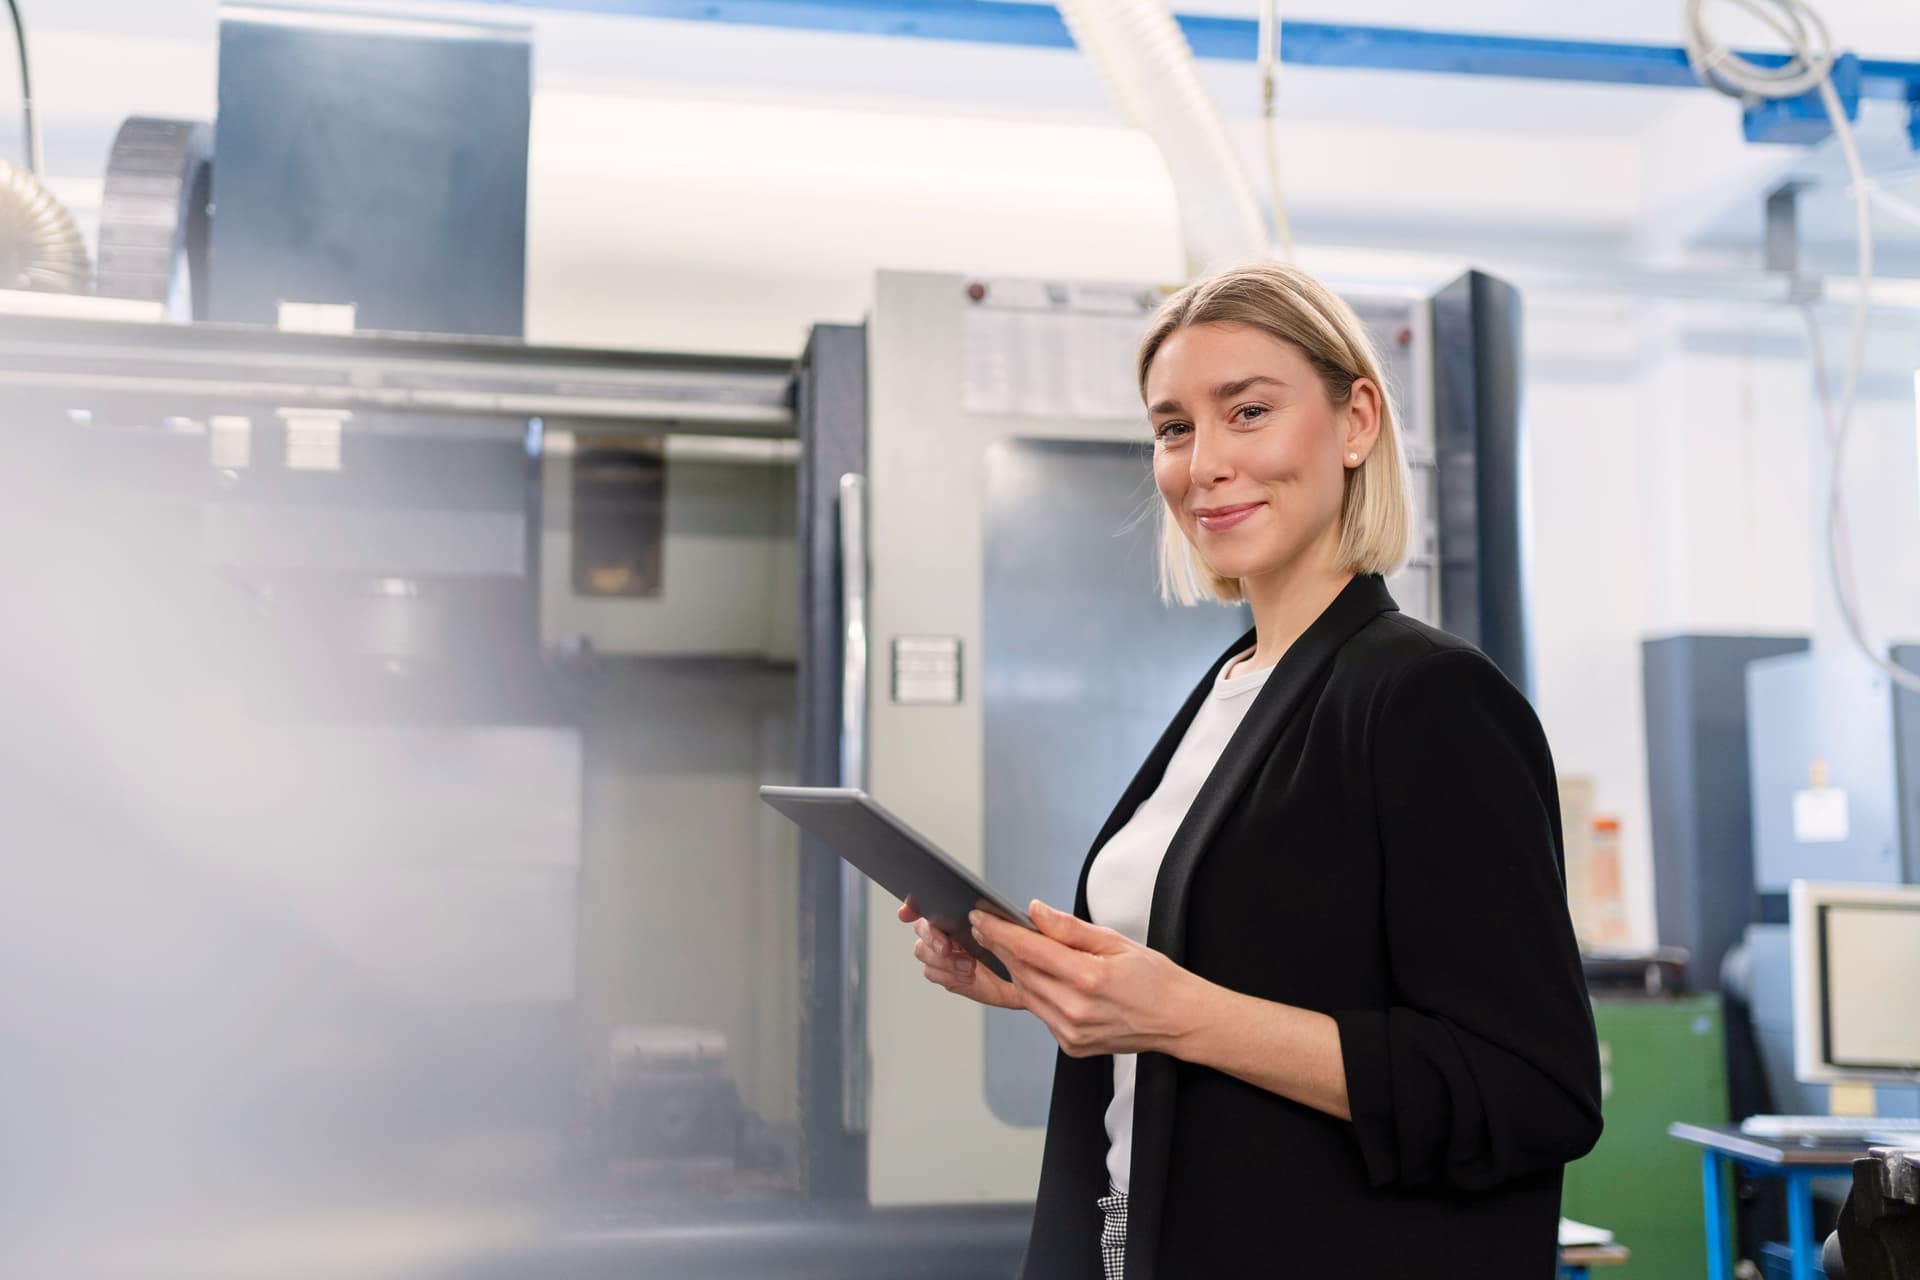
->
[901, 262, 1602, 1279]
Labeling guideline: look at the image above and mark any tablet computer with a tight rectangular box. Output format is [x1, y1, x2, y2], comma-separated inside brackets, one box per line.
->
[758, 785, 1035, 982]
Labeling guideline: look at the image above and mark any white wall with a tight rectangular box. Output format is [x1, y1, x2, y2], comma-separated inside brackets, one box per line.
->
[1523, 299, 1661, 944]
[524, 92, 1185, 355]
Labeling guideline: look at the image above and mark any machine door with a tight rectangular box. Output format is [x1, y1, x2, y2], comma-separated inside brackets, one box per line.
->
[979, 436, 1248, 1125]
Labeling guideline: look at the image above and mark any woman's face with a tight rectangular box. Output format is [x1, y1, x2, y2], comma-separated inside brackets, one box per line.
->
[1146, 322, 1378, 586]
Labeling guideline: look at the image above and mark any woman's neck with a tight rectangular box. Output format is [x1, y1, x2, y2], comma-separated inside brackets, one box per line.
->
[1238, 535, 1354, 671]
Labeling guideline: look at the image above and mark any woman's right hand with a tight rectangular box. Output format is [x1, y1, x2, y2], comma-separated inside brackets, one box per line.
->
[898, 897, 1026, 1011]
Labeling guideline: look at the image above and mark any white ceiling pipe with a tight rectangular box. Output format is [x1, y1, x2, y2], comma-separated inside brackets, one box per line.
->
[1055, 0, 1269, 279]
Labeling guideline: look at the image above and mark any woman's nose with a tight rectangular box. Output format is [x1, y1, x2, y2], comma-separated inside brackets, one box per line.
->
[1188, 424, 1234, 486]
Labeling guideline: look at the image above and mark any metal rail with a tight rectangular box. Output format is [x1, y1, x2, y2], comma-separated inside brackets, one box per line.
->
[0, 310, 797, 435]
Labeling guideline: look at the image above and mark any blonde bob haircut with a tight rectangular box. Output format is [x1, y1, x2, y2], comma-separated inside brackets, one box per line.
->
[1137, 261, 1414, 605]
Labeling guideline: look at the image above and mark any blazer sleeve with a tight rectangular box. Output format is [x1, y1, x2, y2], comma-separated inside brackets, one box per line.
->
[1332, 647, 1603, 1192]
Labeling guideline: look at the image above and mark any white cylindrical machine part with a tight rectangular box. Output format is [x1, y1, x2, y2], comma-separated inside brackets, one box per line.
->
[1055, 0, 1268, 278]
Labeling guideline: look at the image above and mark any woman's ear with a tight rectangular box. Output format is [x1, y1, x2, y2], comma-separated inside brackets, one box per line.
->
[1343, 377, 1384, 465]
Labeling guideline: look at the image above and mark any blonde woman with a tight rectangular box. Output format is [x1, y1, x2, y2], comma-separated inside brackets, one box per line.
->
[902, 263, 1602, 1278]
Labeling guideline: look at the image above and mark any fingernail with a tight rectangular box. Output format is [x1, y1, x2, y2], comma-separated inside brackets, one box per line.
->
[968, 910, 983, 927]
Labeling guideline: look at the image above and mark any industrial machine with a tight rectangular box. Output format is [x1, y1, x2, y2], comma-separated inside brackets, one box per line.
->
[0, 11, 823, 1277]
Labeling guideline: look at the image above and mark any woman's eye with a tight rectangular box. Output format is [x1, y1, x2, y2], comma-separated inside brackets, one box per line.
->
[1154, 422, 1190, 441]
[1234, 405, 1268, 424]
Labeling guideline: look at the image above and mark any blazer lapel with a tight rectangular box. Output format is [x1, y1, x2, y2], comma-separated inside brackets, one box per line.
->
[1145, 574, 1397, 962]
[1072, 628, 1255, 917]
[1123, 573, 1397, 1279]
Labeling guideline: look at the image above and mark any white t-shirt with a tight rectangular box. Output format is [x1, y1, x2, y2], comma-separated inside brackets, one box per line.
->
[1084, 647, 1275, 1194]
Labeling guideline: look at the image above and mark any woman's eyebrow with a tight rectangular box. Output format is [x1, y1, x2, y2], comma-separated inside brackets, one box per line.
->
[1149, 375, 1290, 416]
[1211, 375, 1289, 399]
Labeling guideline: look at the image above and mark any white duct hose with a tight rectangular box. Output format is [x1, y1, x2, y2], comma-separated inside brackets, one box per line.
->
[0, 154, 89, 292]
[1056, 0, 1269, 278]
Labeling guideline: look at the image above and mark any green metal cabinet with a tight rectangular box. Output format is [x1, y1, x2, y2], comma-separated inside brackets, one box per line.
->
[1561, 995, 1728, 1279]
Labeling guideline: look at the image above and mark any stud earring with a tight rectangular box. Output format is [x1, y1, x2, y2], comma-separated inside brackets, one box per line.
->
[1347, 452, 1359, 464]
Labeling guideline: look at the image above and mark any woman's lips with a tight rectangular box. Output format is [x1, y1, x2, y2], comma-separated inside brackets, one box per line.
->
[1194, 501, 1264, 532]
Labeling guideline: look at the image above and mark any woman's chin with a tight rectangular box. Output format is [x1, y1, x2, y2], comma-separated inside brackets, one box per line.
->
[1199, 539, 1318, 585]
[1200, 555, 1268, 581]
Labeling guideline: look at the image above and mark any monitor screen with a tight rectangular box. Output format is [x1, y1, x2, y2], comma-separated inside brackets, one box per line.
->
[1792, 880, 1920, 1084]
[1822, 903, 1920, 1072]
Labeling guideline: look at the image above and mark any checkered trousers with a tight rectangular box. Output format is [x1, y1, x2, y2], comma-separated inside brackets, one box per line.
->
[1096, 1182, 1128, 1280]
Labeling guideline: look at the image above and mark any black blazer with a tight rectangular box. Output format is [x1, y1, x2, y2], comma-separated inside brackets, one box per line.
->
[1021, 574, 1603, 1279]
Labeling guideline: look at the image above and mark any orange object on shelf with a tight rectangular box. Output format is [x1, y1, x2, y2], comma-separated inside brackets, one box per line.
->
[1587, 817, 1630, 946]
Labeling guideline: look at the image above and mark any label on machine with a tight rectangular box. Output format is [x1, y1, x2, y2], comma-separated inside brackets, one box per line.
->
[961, 277, 1159, 421]
[892, 635, 962, 705]
[1792, 786, 1850, 843]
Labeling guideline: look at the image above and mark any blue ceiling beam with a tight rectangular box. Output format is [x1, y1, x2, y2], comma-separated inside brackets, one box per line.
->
[461, 0, 1095, 52]
[463, 2, 1920, 99]
[1281, 22, 1914, 104]
[459, 1, 1920, 142]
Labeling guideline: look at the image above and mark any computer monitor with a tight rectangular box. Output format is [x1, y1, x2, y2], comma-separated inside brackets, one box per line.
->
[1790, 880, 1920, 1085]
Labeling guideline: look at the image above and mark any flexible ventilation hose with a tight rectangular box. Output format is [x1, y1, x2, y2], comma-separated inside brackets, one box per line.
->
[1055, 0, 1269, 278]
[0, 154, 90, 292]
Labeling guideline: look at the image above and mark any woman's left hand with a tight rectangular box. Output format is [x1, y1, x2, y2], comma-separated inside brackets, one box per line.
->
[971, 901, 1214, 1058]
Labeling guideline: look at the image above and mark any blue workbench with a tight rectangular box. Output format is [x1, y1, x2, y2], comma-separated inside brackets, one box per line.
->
[1670, 1122, 1871, 1280]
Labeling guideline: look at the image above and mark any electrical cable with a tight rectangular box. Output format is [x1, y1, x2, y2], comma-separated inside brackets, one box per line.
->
[1864, 181, 1920, 232]
[1683, 0, 1920, 694]
[5, 0, 40, 176]
[1257, 0, 1294, 262]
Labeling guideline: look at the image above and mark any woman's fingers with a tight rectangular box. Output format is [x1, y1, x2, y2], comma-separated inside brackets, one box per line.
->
[917, 945, 1023, 1012]
[913, 926, 973, 977]
[923, 951, 976, 992]
[902, 907, 1023, 1009]
[972, 910, 1083, 984]
[932, 959, 977, 992]
[953, 959, 1025, 1010]
[913, 920, 952, 957]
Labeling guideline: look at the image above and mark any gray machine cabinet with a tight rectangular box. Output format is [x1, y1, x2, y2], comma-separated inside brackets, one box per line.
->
[980, 438, 1250, 1124]
[1644, 634, 1809, 987]
[1747, 650, 1911, 891]
[212, 9, 531, 336]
